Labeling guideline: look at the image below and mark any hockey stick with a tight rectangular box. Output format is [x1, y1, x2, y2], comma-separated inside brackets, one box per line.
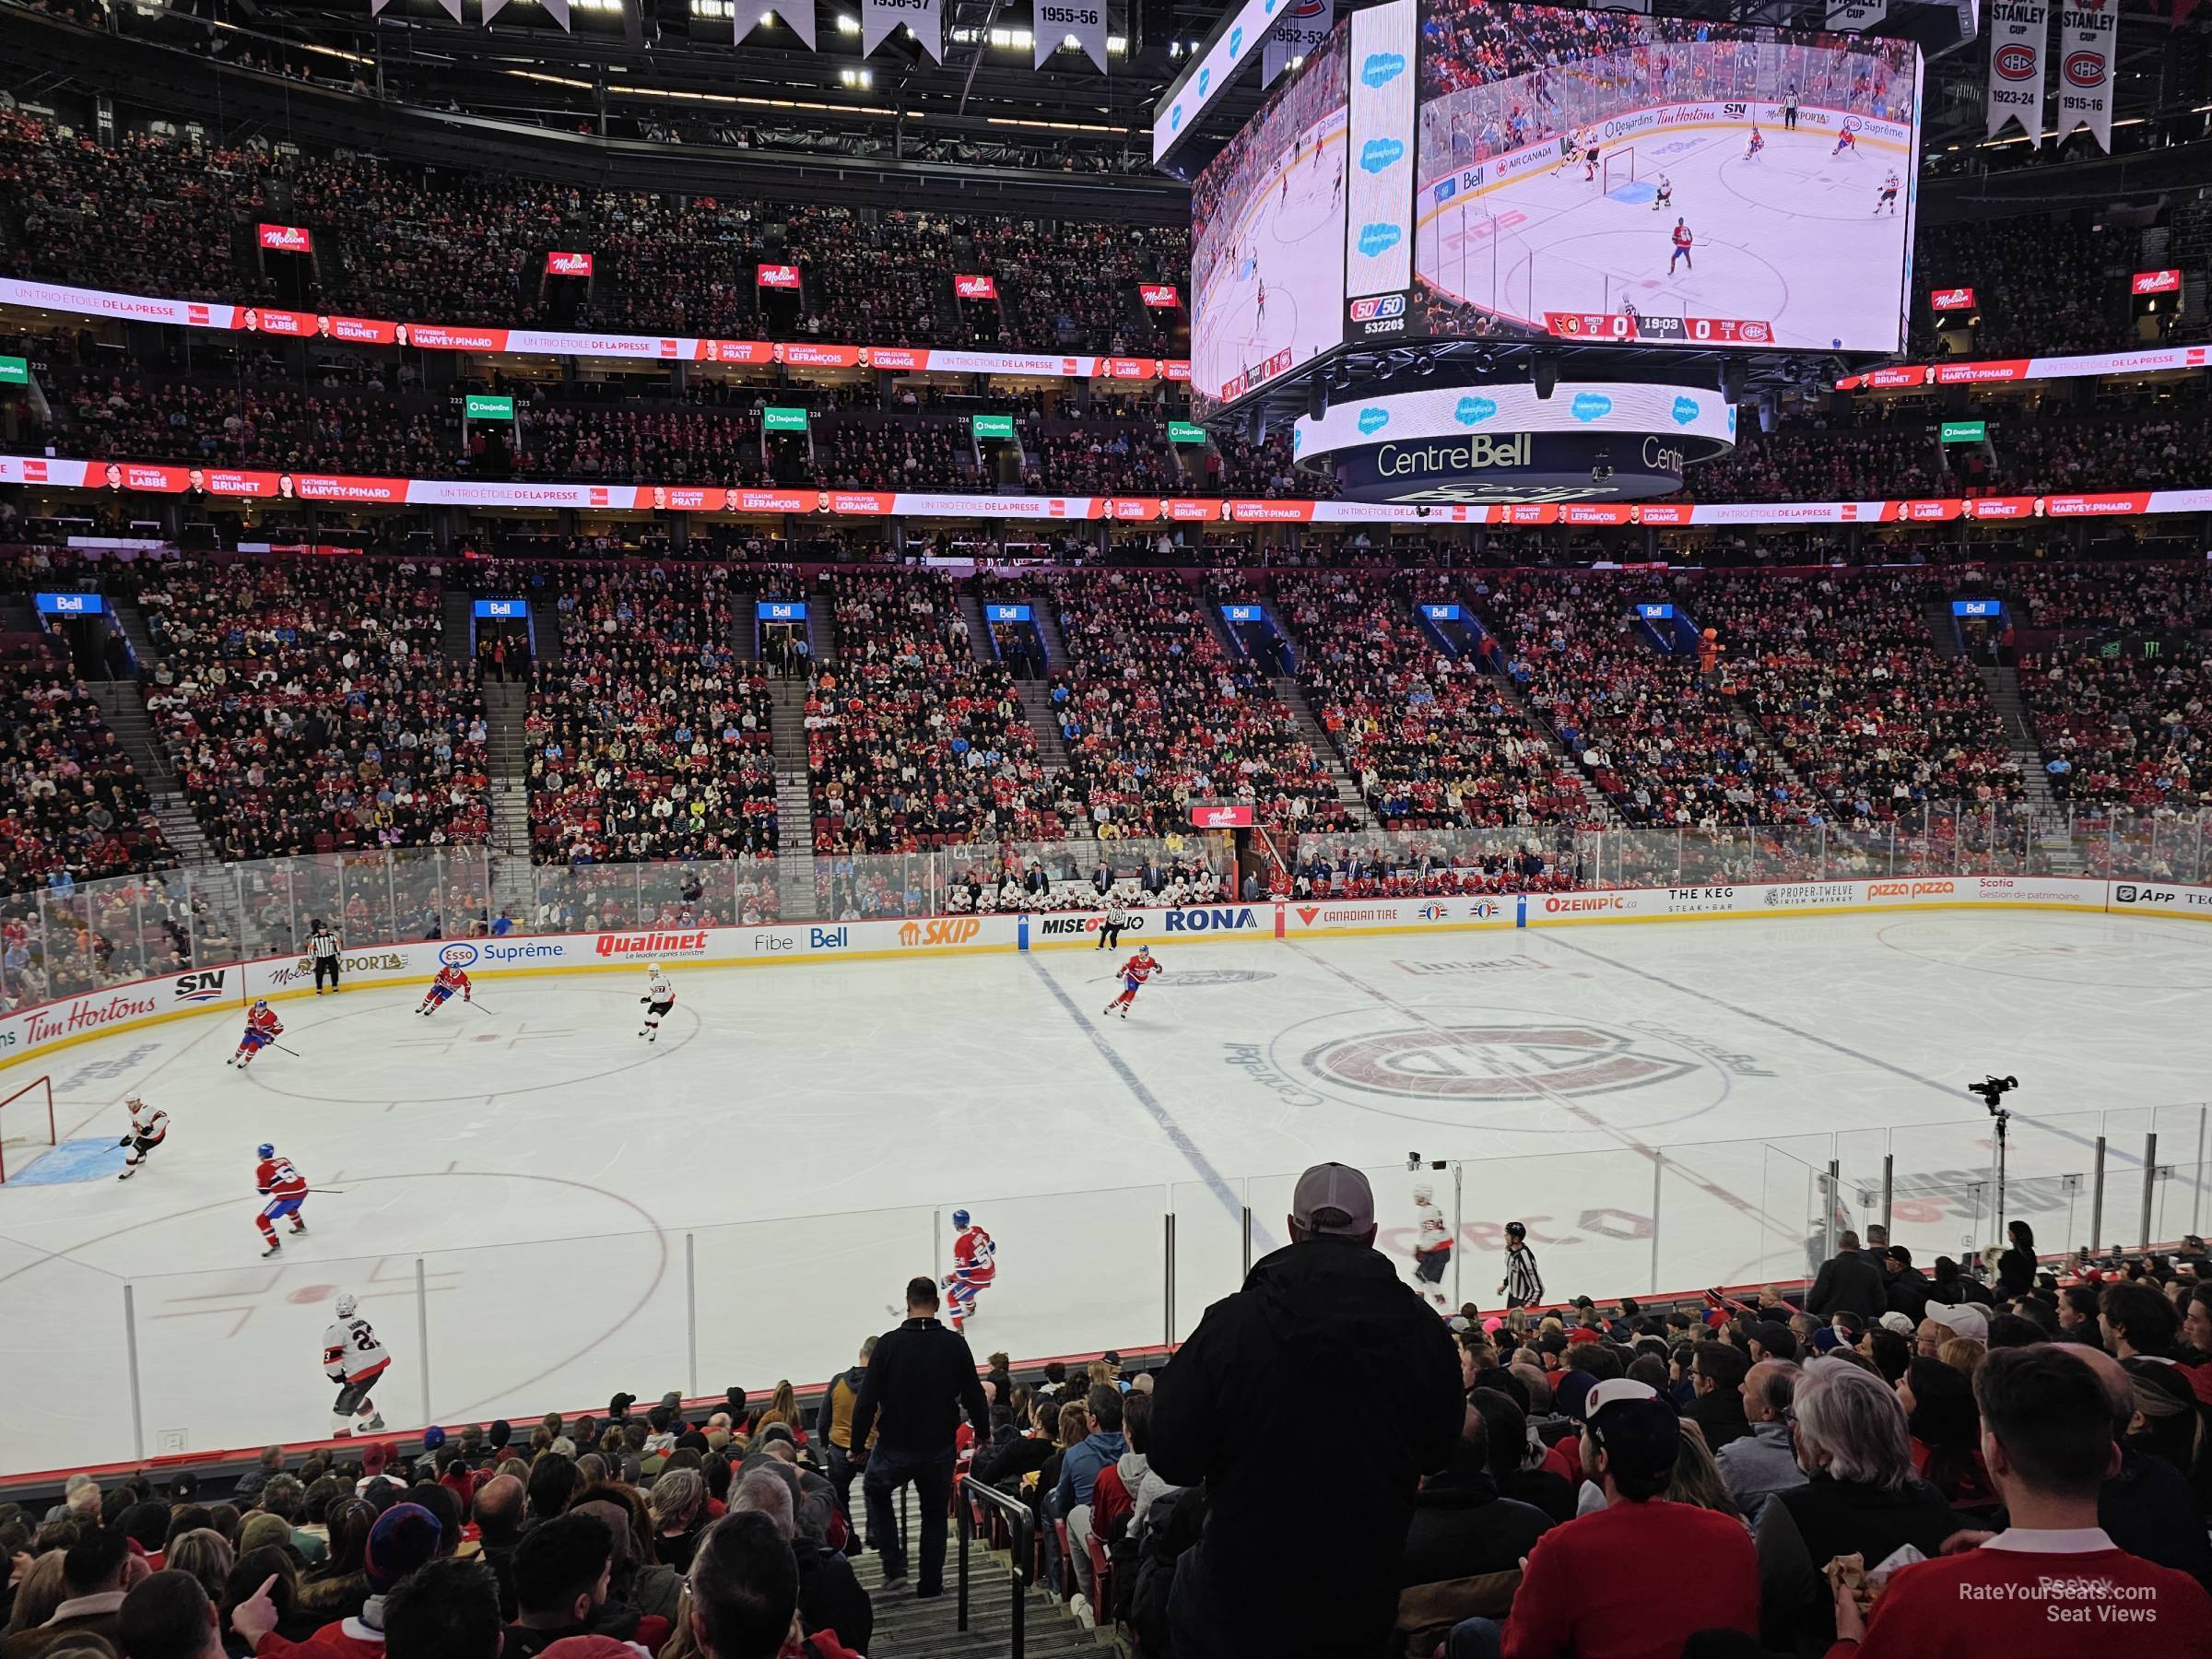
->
[467, 998, 493, 1015]
[306, 1186, 349, 1195]
[272, 1042, 303, 1057]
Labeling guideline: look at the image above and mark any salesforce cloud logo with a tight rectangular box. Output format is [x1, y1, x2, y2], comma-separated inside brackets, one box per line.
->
[1292, 427, 1303, 451]
[1357, 222, 1402, 258]
[1361, 51, 1406, 87]
[1360, 137, 1405, 174]
[1570, 392, 1613, 423]
[1454, 395, 1498, 426]
[1230, 26, 1243, 55]
[1171, 104, 1183, 133]
[1357, 406, 1392, 436]
[1670, 396, 1700, 426]
[1197, 68, 1210, 95]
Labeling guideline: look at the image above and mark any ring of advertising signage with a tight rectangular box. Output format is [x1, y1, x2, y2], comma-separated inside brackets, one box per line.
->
[1293, 380, 1735, 502]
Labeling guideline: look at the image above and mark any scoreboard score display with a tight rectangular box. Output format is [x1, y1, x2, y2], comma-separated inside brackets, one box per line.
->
[1188, 0, 1925, 423]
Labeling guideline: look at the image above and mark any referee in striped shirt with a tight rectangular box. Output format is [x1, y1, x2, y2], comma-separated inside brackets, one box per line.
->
[1499, 1220, 1544, 1308]
[309, 922, 341, 994]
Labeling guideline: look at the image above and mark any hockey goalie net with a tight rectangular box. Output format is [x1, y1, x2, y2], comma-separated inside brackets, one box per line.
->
[0, 1075, 55, 1182]
[1602, 147, 1637, 194]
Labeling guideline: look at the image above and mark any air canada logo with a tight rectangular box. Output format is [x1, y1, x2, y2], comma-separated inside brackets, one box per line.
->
[1304, 1023, 1697, 1101]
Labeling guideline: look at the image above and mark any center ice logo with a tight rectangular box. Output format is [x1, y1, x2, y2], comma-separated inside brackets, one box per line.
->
[1360, 138, 1405, 174]
[1670, 396, 1700, 426]
[1570, 392, 1613, 423]
[1357, 406, 1392, 435]
[1454, 395, 1498, 426]
[1361, 52, 1406, 88]
[1357, 222, 1402, 258]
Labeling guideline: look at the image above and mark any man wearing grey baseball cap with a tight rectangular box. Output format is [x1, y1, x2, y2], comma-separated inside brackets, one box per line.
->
[1150, 1161, 1462, 1658]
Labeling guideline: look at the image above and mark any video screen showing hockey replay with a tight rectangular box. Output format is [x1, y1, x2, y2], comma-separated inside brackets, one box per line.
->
[1189, 19, 1350, 418]
[1412, 5, 1922, 352]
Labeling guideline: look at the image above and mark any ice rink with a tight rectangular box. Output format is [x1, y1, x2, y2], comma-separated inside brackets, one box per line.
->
[1416, 120, 1913, 349]
[4, 908, 2208, 1476]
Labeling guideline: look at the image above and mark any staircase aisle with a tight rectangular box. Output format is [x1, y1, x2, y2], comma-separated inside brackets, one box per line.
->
[1272, 675, 1375, 830]
[852, 1488, 1101, 1659]
[956, 592, 994, 663]
[480, 682, 536, 919]
[87, 678, 213, 865]
[770, 684, 818, 918]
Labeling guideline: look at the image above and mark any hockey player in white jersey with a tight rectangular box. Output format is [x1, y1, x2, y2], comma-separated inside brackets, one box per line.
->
[324, 1291, 391, 1437]
[1410, 1183, 1453, 1308]
[639, 964, 675, 1041]
[116, 1095, 169, 1180]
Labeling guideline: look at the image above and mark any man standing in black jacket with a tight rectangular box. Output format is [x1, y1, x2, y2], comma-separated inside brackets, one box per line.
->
[850, 1276, 990, 1598]
[1806, 1230, 1886, 1320]
[1150, 1162, 1463, 1659]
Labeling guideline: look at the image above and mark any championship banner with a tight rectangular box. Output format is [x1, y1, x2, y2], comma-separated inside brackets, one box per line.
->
[747, 0, 817, 50]
[2056, 0, 2117, 151]
[541, 0, 570, 27]
[1984, 0, 2048, 145]
[1824, 0, 1888, 29]
[1262, 0, 1334, 87]
[1034, 0, 1108, 71]
[864, 0, 940, 61]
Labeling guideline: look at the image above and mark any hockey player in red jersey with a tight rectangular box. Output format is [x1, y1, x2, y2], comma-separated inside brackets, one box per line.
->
[943, 1208, 996, 1331]
[1102, 942, 1164, 1020]
[229, 1000, 284, 1067]
[417, 963, 471, 1017]
[254, 1143, 310, 1255]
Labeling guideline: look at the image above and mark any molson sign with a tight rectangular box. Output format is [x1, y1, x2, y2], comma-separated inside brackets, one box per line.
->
[547, 252, 596, 276]
[257, 223, 313, 253]
[1929, 287, 1976, 311]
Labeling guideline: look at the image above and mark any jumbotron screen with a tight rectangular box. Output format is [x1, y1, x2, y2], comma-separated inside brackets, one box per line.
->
[1189, 19, 1351, 418]
[1411, 5, 1923, 353]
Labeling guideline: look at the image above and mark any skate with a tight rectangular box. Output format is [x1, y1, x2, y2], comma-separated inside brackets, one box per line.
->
[118, 1165, 136, 1181]
[261, 1240, 281, 1257]
[290, 1219, 307, 1235]
[1119, 1008, 1129, 1020]
[362, 1412, 385, 1431]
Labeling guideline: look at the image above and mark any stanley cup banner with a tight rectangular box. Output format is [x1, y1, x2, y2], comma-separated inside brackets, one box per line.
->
[864, 0, 942, 61]
[2056, 0, 2117, 151]
[747, 0, 817, 48]
[1263, 0, 1335, 86]
[1984, 0, 2049, 145]
[1034, 0, 1109, 70]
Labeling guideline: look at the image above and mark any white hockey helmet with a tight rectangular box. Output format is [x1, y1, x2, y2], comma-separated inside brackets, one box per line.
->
[335, 1292, 357, 1319]
[647, 962, 662, 975]
[1413, 1183, 1433, 1205]
[125, 1093, 145, 1110]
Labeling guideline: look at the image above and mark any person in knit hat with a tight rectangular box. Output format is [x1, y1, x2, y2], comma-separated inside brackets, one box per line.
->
[232, 1503, 442, 1659]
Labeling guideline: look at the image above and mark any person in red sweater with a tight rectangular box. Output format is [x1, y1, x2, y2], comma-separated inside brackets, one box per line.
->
[1472, 1379, 1757, 1659]
[232, 1502, 442, 1659]
[1830, 1345, 2212, 1657]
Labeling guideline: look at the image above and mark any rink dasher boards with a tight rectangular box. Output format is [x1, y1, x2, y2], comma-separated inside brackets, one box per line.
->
[2, 884, 2209, 1474]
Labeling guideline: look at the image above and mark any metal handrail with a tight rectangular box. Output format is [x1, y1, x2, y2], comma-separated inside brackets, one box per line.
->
[957, 1474, 1035, 1659]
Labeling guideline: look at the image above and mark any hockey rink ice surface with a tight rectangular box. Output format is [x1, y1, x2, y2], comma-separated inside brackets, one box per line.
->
[1417, 122, 1913, 350]
[3, 909, 2208, 1474]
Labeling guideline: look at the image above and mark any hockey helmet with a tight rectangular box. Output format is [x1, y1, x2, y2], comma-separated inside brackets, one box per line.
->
[952, 1208, 971, 1230]
[335, 1292, 357, 1319]
[253, 998, 269, 1011]
[124, 1093, 145, 1110]
[1136, 942, 1152, 956]
[257, 1143, 276, 1159]
[1412, 1183, 1433, 1205]
[1505, 1219, 1527, 1241]
[647, 962, 662, 974]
